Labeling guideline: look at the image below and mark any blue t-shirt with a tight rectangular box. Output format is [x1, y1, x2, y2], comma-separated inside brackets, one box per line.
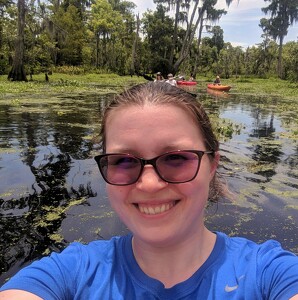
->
[1, 232, 298, 299]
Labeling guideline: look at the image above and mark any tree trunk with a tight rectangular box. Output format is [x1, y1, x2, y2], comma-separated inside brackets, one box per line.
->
[0, 10, 3, 54]
[277, 35, 284, 79]
[8, 0, 27, 81]
[193, 12, 204, 77]
[169, 0, 181, 66]
[96, 34, 99, 68]
[173, 1, 201, 73]
[131, 14, 140, 75]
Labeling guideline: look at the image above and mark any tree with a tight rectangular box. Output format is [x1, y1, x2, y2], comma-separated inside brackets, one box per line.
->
[196, 37, 217, 75]
[153, 0, 235, 74]
[282, 41, 298, 81]
[209, 25, 224, 53]
[260, 0, 298, 79]
[109, 0, 137, 74]
[217, 45, 232, 78]
[0, 0, 12, 52]
[256, 35, 278, 77]
[171, 0, 216, 73]
[142, 4, 175, 74]
[8, 0, 27, 81]
[90, 0, 124, 69]
[130, 13, 140, 75]
[0, 0, 13, 74]
[57, 5, 86, 65]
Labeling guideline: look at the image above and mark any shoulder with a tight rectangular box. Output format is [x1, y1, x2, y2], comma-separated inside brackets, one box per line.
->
[56, 235, 128, 263]
[217, 231, 297, 261]
[215, 232, 298, 299]
[215, 232, 298, 282]
[0, 235, 132, 298]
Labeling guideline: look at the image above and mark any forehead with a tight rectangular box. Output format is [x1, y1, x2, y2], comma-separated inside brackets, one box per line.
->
[106, 102, 197, 127]
[104, 103, 205, 150]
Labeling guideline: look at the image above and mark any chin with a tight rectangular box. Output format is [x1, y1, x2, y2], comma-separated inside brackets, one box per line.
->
[132, 227, 186, 248]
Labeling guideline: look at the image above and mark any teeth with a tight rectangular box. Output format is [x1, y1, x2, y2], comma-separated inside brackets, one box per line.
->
[148, 207, 155, 214]
[138, 202, 175, 215]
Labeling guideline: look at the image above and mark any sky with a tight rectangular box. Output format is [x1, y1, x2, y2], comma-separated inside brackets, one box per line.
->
[131, 0, 298, 48]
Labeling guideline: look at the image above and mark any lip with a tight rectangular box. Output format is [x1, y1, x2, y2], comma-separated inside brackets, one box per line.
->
[134, 200, 180, 216]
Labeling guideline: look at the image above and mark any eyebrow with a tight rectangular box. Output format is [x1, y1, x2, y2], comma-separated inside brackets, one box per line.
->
[106, 144, 196, 157]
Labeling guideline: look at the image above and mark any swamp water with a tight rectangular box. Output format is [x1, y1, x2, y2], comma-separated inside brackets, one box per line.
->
[0, 90, 297, 284]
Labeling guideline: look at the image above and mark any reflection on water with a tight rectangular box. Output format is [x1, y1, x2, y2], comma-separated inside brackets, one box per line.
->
[203, 93, 298, 255]
[0, 91, 297, 284]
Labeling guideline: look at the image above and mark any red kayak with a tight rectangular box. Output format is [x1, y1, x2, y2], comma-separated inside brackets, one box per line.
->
[207, 84, 231, 91]
[177, 81, 197, 86]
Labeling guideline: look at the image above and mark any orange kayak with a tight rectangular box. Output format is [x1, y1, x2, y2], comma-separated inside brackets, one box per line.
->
[207, 84, 231, 91]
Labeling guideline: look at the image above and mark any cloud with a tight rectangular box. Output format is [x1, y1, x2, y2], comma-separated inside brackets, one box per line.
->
[216, 0, 264, 11]
[131, 0, 155, 15]
[130, 0, 297, 46]
[218, 0, 297, 45]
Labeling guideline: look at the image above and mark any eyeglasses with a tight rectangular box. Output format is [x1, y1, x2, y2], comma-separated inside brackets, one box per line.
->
[94, 150, 214, 186]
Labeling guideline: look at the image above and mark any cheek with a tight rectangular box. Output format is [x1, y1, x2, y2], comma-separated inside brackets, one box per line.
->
[106, 185, 128, 208]
[179, 175, 211, 200]
[107, 185, 119, 203]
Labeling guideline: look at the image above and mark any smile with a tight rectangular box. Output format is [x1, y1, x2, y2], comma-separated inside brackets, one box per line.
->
[137, 201, 178, 215]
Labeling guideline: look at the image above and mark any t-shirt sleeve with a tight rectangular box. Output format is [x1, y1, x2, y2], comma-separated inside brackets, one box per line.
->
[0, 242, 84, 300]
[258, 241, 298, 299]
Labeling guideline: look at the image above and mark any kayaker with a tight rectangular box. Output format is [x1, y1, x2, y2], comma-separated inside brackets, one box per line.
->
[214, 75, 221, 85]
[165, 73, 177, 86]
[154, 71, 163, 82]
[1, 82, 298, 299]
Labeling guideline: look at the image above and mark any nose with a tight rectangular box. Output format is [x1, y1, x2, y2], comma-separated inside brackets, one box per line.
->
[135, 166, 168, 192]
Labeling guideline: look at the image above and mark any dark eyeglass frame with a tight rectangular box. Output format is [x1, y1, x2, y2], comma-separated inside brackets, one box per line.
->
[94, 150, 214, 186]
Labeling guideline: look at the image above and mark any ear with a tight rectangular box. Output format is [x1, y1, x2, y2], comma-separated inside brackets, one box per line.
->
[209, 151, 220, 180]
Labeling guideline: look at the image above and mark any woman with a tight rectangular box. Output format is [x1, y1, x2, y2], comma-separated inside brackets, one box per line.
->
[165, 73, 177, 86]
[1, 82, 298, 299]
[154, 72, 163, 82]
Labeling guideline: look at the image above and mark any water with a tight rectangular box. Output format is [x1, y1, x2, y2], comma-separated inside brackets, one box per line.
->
[202, 94, 297, 250]
[0, 91, 297, 284]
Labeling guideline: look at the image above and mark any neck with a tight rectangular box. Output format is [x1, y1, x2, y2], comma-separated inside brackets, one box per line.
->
[132, 227, 216, 288]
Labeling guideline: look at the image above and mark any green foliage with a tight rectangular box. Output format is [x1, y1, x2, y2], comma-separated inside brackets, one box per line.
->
[88, 0, 134, 72]
[0, 0, 297, 79]
[142, 5, 174, 73]
[1, 73, 296, 100]
[282, 41, 298, 82]
[261, 0, 298, 41]
[0, 73, 146, 94]
[53, 66, 86, 75]
[208, 26, 225, 53]
[54, 4, 86, 65]
[209, 115, 241, 141]
[226, 77, 298, 99]
[260, 0, 298, 78]
[0, 55, 9, 75]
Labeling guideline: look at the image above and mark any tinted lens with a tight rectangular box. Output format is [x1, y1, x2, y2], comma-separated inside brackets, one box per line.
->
[156, 151, 200, 183]
[96, 151, 206, 185]
[99, 154, 142, 185]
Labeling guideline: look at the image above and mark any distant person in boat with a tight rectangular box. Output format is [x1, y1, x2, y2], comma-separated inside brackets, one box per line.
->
[214, 75, 221, 85]
[154, 72, 163, 82]
[189, 73, 195, 81]
[1, 82, 298, 299]
[165, 73, 177, 86]
[177, 74, 185, 81]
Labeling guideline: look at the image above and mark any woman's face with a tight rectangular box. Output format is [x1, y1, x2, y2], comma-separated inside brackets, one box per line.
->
[105, 103, 218, 247]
